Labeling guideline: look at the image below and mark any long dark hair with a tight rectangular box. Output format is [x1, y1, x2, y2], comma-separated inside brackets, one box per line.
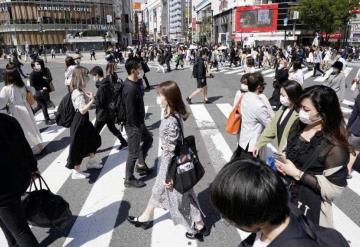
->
[157, 81, 189, 121]
[296, 85, 350, 149]
[4, 63, 25, 87]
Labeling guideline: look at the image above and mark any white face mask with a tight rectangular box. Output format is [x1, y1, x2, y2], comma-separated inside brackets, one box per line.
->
[75, 59, 81, 65]
[240, 84, 248, 92]
[280, 95, 289, 107]
[299, 109, 321, 125]
[278, 64, 284, 69]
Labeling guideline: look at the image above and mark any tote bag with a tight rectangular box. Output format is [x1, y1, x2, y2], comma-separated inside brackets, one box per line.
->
[21, 175, 72, 229]
[225, 93, 245, 135]
[167, 116, 205, 194]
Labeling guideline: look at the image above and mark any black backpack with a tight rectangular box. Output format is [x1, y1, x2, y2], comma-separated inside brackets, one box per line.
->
[55, 93, 75, 128]
[110, 78, 126, 126]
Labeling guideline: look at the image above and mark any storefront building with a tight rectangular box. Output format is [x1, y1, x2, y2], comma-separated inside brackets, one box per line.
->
[0, 0, 117, 50]
[193, 0, 212, 44]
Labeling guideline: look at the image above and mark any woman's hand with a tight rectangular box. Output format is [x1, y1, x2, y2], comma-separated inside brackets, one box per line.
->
[31, 170, 40, 180]
[164, 179, 173, 189]
[275, 158, 301, 178]
[85, 91, 95, 103]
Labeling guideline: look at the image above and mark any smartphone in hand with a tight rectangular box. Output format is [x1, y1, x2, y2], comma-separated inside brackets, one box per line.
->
[273, 153, 286, 163]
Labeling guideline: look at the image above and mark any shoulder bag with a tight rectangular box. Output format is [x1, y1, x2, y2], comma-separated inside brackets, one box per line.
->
[225, 93, 245, 135]
[166, 115, 205, 194]
[21, 174, 72, 229]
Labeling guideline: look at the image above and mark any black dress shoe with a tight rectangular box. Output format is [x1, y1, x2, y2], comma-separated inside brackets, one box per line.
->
[124, 178, 146, 188]
[185, 225, 210, 240]
[136, 164, 152, 176]
[186, 97, 192, 104]
[127, 216, 153, 229]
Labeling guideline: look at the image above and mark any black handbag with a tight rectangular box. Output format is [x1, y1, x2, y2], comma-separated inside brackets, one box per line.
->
[166, 115, 205, 194]
[21, 175, 72, 229]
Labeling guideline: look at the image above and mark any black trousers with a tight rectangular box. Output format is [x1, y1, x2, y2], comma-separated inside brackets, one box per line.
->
[0, 197, 39, 247]
[124, 124, 153, 180]
[33, 97, 50, 121]
[313, 62, 324, 76]
[94, 119, 126, 144]
[166, 61, 171, 72]
[143, 74, 150, 88]
[90, 54, 96, 60]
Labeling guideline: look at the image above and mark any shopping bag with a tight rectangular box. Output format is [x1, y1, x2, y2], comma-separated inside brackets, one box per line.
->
[225, 94, 245, 135]
[21, 175, 72, 229]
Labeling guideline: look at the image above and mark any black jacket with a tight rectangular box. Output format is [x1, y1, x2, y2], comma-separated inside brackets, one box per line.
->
[95, 76, 113, 122]
[165, 51, 172, 63]
[193, 56, 206, 79]
[123, 78, 145, 128]
[30, 70, 50, 91]
[0, 114, 37, 206]
[240, 216, 318, 247]
[274, 68, 289, 88]
[347, 94, 360, 136]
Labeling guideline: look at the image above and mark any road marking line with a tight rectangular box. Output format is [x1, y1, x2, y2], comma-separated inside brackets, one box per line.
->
[343, 99, 355, 106]
[62, 139, 127, 247]
[189, 104, 250, 241]
[151, 109, 198, 247]
[333, 204, 360, 247]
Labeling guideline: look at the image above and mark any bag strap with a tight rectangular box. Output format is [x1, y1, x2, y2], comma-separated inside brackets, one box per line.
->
[172, 114, 185, 144]
[234, 92, 245, 110]
[29, 174, 51, 192]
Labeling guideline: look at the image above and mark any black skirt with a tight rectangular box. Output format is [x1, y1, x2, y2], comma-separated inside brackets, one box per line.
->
[66, 111, 101, 169]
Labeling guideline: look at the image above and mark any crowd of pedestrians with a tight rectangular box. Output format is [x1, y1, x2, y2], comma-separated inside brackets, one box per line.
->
[1, 40, 359, 246]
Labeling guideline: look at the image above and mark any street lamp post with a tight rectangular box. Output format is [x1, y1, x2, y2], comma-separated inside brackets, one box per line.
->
[284, 17, 288, 49]
[37, 17, 47, 63]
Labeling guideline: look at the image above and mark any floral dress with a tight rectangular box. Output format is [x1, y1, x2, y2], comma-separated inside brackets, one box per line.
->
[149, 114, 203, 234]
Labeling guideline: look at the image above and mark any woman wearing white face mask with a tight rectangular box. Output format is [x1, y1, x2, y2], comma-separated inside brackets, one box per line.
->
[254, 80, 302, 157]
[128, 81, 209, 240]
[66, 66, 102, 179]
[275, 85, 351, 227]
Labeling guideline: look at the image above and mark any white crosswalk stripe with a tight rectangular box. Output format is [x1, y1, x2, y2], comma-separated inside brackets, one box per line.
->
[2, 102, 360, 247]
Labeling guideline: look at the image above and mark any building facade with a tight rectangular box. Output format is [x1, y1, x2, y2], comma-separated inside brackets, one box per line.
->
[168, 0, 185, 41]
[193, 0, 212, 44]
[143, 0, 162, 42]
[0, 0, 118, 50]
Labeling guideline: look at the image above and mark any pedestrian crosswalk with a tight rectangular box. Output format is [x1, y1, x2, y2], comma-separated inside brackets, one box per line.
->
[1, 101, 360, 247]
[207, 65, 360, 86]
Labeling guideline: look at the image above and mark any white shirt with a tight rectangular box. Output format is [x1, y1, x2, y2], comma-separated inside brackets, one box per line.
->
[253, 232, 270, 247]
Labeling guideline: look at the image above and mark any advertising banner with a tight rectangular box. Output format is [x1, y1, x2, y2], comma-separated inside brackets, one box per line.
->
[235, 4, 278, 33]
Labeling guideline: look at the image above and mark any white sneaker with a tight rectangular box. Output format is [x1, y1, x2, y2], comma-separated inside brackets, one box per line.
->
[87, 157, 103, 169]
[71, 170, 90, 179]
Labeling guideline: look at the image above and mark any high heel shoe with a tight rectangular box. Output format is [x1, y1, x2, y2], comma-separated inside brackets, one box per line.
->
[185, 225, 210, 240]
[127, 216, 153, 230]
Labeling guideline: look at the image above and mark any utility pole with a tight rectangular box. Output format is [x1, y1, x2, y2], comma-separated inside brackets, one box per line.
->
[37, 17, 47, 63]
[284, 17, 288, 49]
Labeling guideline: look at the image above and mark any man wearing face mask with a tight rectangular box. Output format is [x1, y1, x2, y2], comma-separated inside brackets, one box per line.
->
[323, 61, 346, 102]
[269, 58, 289, 110]
[90, 66, 128, 150]
[122, 58, 153, 188]
[29, 60, 55, 125]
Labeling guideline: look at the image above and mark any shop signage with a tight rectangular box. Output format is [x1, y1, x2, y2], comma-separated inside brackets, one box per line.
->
[37, 6, 91, 12]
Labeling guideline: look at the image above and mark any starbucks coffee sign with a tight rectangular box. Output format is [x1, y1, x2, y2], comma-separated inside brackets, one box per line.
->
[37, 5, 91, 12]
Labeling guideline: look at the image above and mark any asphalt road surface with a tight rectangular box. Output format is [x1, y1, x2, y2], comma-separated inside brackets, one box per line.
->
[0, 55, 360, 247]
